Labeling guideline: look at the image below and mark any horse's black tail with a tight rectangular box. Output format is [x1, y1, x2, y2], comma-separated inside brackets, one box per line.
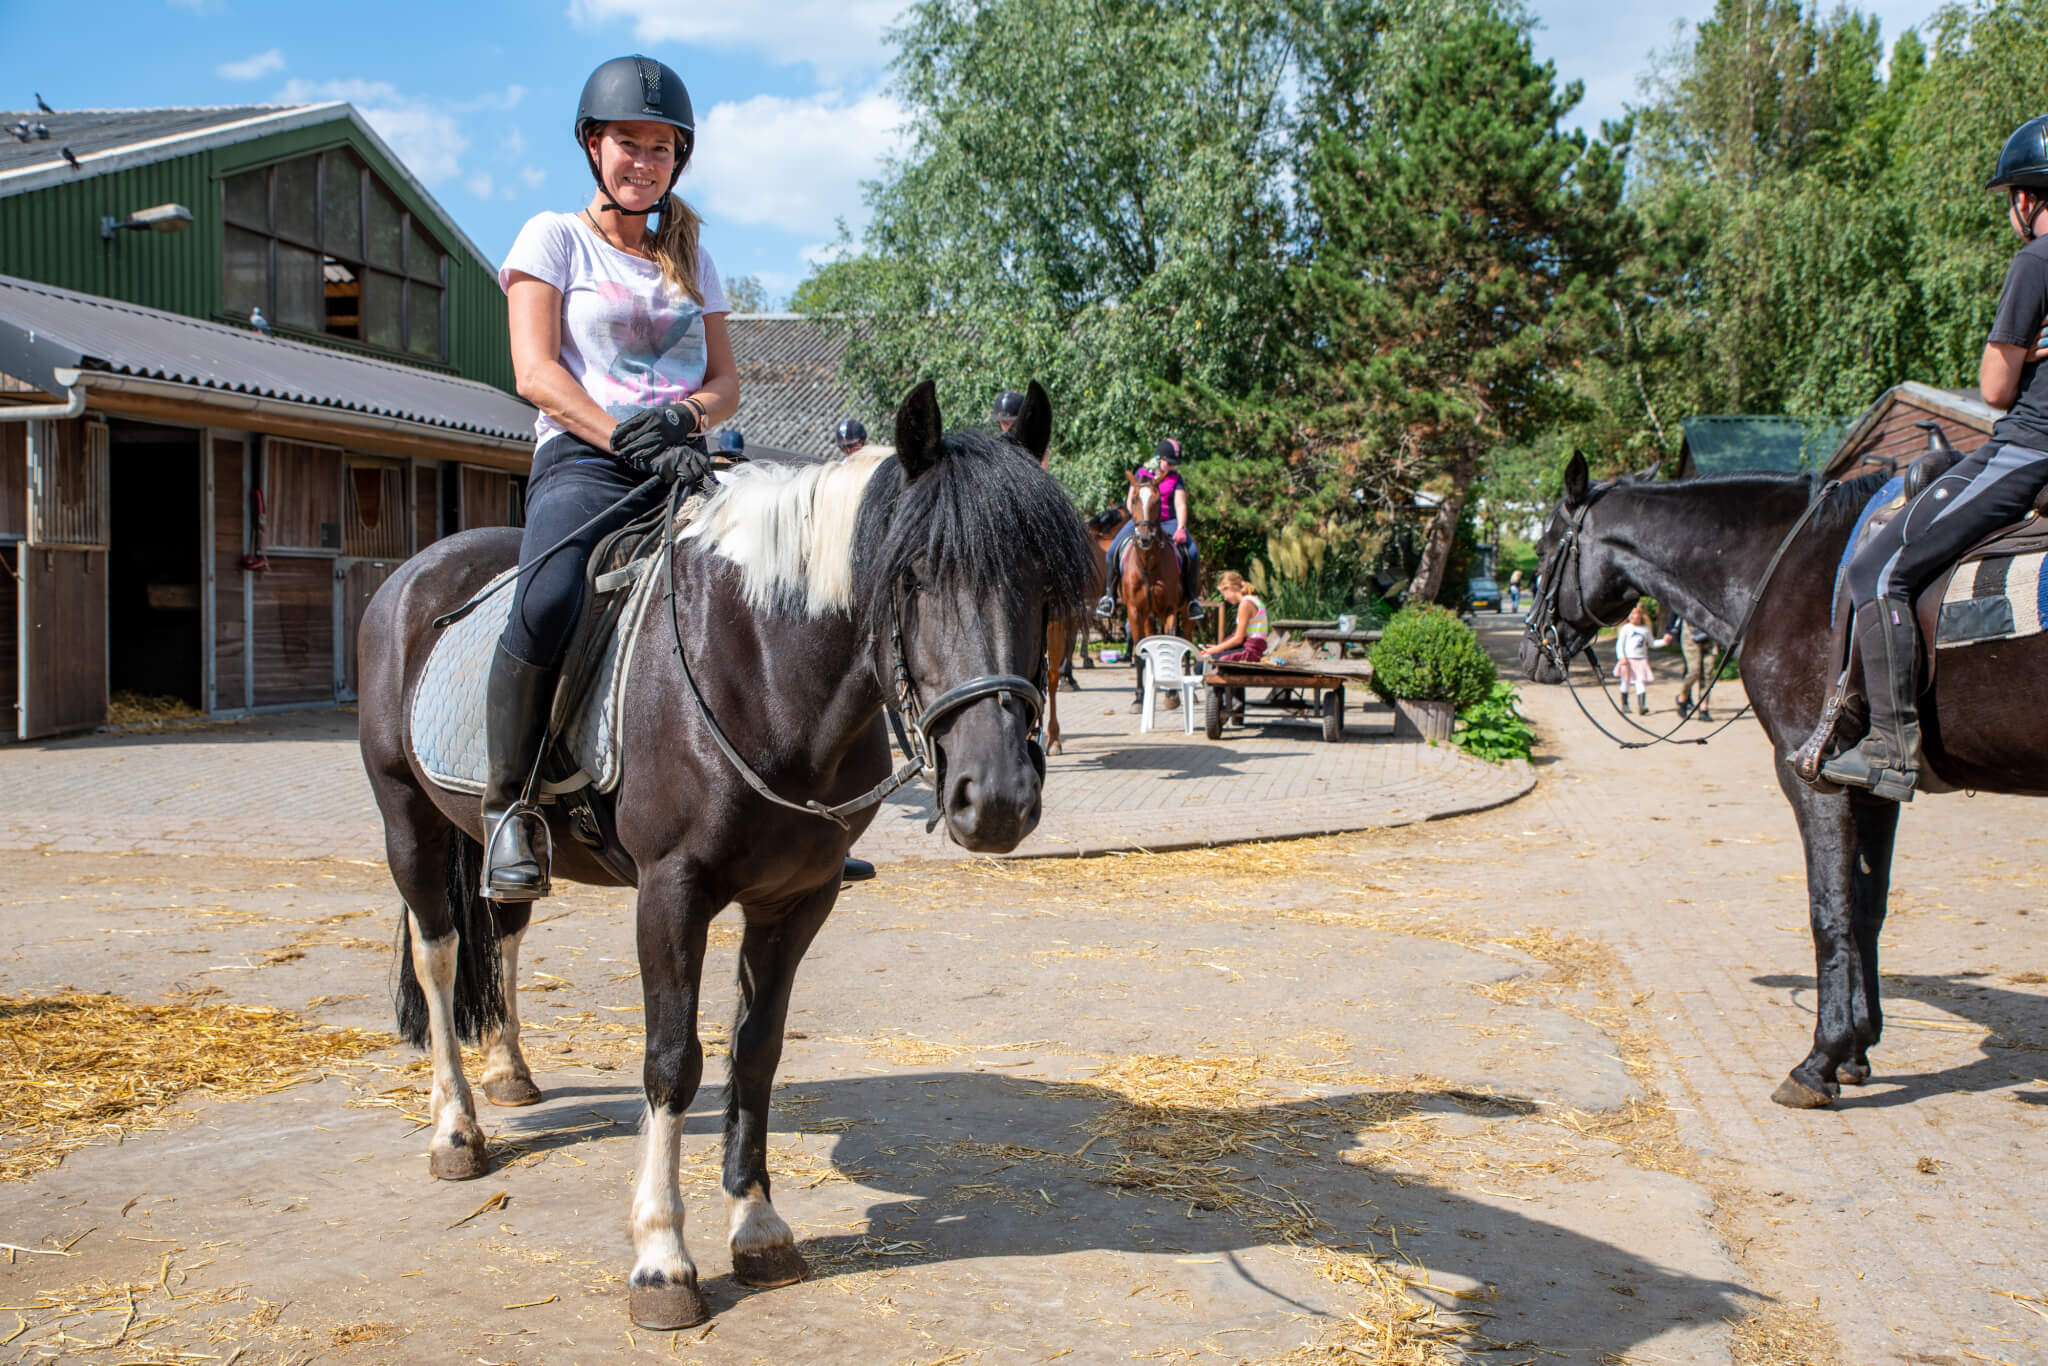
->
[391, 830, 505, 1050]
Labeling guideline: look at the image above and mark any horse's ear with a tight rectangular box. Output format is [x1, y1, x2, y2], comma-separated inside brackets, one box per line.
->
[1011, 380, 1052, 461]
[894, 380, 943, 481]
[1563, 451, 1591, 507]
[1127, 469, 1141, 486]
[1634, 458, 1663, 483]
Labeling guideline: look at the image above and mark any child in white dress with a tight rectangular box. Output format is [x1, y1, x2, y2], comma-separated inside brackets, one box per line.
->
[1613, 604, 1654, 714]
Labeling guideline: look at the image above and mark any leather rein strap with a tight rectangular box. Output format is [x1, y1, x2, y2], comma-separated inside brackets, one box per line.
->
[663, 479, 1045, 831]
[1537, 478, 1838, 750]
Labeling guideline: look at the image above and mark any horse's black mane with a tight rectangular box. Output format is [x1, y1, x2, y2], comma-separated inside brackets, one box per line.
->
[1625, 468, 1894, 538]
[1086, 506, 1126, 534]
[855, 426, 1096, 627]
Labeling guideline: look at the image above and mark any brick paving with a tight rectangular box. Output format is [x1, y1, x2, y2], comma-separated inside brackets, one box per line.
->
[0, 674, 1529, 863]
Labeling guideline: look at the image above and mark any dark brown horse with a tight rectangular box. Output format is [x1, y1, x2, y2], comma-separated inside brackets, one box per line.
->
[357, 381, 1093, 1330]
[1521, 451, 2045, 1110]
[1043, 504, 1128, 754]
[1119, 472, 1189, 711]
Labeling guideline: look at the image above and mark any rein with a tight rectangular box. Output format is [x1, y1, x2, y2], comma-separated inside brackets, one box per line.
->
[1534, 479, 1838, 751]
[661, 478, 1044, 832]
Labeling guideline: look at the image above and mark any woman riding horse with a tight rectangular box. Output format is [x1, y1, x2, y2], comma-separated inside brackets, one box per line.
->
[1811, 116, 2048, 802]
[1098, 439, 1199, 617]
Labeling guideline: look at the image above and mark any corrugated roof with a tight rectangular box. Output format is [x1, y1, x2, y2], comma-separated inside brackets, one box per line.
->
[0, 105, 286, 176]
[0, 272, 536, 444]
[709, 314, 863, 457]
[1680, 414, 1852, 475]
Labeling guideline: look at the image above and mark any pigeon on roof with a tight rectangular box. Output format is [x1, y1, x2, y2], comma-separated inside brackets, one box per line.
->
[35, 93, 54, 114]
[60, 145, 79, 168]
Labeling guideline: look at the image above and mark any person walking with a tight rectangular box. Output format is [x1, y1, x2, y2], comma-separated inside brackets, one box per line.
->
[1613, 604, 1654, 715]
[1658, 613, 1723, 722]
[486, 54, 734, 900]
[1507, 568, 1523, 615]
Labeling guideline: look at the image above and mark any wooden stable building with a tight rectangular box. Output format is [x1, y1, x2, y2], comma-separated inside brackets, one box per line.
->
[1821, 381, 2001, 480]
[0, 103, 535, 739]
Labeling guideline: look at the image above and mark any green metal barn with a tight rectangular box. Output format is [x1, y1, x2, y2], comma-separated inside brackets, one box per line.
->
[0, 102, 536, 738]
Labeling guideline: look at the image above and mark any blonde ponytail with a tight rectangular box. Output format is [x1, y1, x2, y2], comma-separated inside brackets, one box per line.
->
[650, 192, 704, 305]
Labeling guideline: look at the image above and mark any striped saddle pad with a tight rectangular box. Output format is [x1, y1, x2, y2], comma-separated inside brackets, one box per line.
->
[1935, 549, 2048, 650]
[409, 553, 665, 796]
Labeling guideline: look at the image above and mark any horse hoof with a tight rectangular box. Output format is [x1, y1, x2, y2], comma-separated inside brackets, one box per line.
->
[428, 1131, 491, 1181]
[1128, 702, 1143, 714]
[629, 1280, 709, 1331]
[733, 1244, 809, 1288]
[1048, 740, 1064, 756]
[1839, 1061, 1872, 1086]
[1769, 1075, 1837, 1109]
[483, 1076, 543, 1107]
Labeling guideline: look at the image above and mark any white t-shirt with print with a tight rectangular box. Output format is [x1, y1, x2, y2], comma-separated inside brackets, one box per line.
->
[499, 211, 730, 445]
[1616, 622, 1651, 660]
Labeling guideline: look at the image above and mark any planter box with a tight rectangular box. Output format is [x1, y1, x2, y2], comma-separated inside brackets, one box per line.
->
[1392, 697, 1455, 743]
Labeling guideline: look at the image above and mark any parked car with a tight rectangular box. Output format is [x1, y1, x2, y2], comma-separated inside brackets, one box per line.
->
[1466, 576, 1502, 613]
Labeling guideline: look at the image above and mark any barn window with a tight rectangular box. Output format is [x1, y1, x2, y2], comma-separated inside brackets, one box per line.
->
[344, 457, 409, 558]
[263, 438, 345, 552]
[459, 465, 524, 530]
[27, 419, 108, 549]
[220, 149, 449, 361]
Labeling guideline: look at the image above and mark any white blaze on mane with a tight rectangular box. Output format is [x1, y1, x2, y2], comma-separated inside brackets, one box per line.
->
[680, 453, 888, 616]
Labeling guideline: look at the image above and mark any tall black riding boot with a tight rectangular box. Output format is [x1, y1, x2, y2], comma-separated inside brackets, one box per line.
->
[482, 643, 560, 900]
[1818, 600, 1921, 802]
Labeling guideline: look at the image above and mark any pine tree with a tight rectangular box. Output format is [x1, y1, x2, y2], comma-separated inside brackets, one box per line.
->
[1288, 15, 1627, 601]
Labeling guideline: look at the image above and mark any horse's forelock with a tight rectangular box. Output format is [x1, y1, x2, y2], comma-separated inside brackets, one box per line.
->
[857, 426, 1095, 630]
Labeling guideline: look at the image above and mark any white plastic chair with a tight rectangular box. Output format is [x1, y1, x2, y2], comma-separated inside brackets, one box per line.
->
[1136, 635, 1202, 734]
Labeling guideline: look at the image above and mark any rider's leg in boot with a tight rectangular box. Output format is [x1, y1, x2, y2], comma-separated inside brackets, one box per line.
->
[1818, 600, 1920, 801]
[483, 643, 560, 900]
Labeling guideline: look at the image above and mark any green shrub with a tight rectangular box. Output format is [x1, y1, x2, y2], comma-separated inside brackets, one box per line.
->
[1367, 605, 1497, 708]
[1454, 680, 1537, 763]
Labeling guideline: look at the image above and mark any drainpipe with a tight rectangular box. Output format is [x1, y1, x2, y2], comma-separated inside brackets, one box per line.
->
[0, 374, 87, 422]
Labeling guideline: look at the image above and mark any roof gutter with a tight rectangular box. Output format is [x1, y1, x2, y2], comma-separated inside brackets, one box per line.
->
[50, 368, 533, 455]
[0, 380, 87, 423]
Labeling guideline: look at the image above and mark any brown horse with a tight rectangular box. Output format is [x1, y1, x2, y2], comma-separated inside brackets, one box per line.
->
[1120, 472, 1188, 712]
[1043, 505, 1129, 754]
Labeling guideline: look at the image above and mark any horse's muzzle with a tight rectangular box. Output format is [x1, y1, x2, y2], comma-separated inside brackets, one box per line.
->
[937, 739, 1044, 853]
[1519, 635, 1566, 685]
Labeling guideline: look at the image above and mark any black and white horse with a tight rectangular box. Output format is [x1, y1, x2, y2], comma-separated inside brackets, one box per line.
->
[356, 381, 1094, 1328]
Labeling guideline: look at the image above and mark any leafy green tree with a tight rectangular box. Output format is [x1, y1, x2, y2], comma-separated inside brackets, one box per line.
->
[810, 0, 1302, 511]
[724, 274, 772, 314]
[1260, 15, 1628, 602]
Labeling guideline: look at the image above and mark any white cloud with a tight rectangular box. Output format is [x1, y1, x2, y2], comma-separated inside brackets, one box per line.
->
[521, 167, 547, 189]
[454, 84, 527, 113]
[466, 172, 496, 199]
[217, 48, 285, 81]
[274, 77, 470, 185]
[502, 127, 526, 158]
[688, 89, 905, 237]
[566, 0, 906, 75]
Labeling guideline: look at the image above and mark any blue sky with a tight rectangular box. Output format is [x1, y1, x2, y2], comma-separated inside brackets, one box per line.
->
[2, 0, 1943, 308]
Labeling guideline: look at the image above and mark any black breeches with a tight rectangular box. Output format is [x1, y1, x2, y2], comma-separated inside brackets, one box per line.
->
[498, 436, 667, 669]
[1842, 441, 2048, 609]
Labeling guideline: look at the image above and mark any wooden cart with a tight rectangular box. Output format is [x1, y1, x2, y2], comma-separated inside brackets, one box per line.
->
[1202, 659, 1372, 742]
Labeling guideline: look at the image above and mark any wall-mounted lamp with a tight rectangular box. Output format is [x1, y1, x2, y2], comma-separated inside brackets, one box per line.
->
[100, 203, 194, 240]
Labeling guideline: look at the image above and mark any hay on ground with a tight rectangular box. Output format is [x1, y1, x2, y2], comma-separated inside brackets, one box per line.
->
[0, 991, 391, 1182]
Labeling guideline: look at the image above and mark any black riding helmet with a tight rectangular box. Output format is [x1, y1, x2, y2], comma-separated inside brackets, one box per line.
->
[1989, 115, 2048, 242]
[835, 418, 867, 446]
[991, 390, 1026, 423]
[576, 55, 694, 218]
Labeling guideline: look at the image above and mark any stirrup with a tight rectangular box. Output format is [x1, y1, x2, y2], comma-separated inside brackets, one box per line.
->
[482, 804, 553, 901]
[1791, 688, 1849, 788]
[1817, 739, 1917, 803]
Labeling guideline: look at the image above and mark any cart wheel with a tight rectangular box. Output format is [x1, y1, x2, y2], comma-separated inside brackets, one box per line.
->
[1205, 684, 1224, 740]
[1321, 688, 1344, 742]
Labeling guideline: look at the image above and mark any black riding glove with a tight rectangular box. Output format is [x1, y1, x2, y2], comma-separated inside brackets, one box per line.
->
[610, 403, 711, 484]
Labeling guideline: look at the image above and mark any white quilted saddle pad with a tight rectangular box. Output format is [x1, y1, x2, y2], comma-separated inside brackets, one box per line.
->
[410, 553, 665, 796]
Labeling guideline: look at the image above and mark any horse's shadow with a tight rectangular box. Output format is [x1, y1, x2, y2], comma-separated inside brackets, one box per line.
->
[1752, 971, 2048, 1108]
[1068, 743, 1309, 778]
[498, 1068, 1754, 1357]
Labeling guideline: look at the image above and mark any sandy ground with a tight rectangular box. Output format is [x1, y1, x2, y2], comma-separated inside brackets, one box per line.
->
[0, 615, 2042, 1365]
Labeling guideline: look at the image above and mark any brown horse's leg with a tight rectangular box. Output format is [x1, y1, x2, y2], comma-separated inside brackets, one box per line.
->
[1045, 618, 1069, 755]
[723, 886, 836, 1288]
[480, 902, 541, 1107]
[629, 875, 714, 1329]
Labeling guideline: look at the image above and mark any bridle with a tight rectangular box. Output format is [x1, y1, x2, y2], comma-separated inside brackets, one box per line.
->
[665, 479, 1044, 831]
[1528, 478, 1838, 750]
